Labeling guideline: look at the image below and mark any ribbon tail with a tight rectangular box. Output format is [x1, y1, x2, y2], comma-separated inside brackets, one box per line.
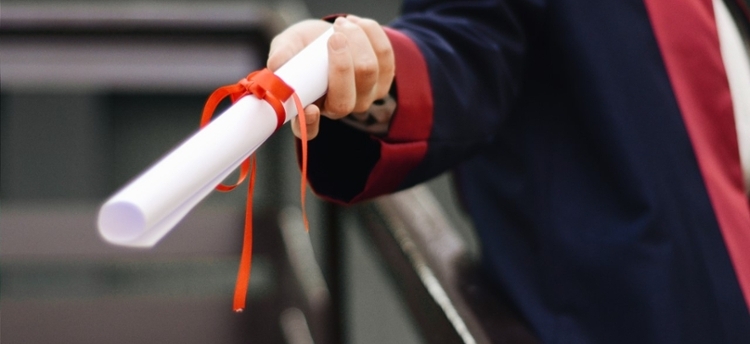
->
[233, 155, 257, 312]
[216, 158, 250, 192]
[293, 94, 310, 232]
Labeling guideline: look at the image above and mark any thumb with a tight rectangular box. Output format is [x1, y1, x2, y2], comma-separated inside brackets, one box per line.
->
[268, 20, 332, 71]
[291, 104, 321, 140]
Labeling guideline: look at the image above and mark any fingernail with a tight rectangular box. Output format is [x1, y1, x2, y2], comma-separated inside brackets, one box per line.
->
[347, 15, 361, 22]
[335, 17, 356, 28]
[329, 33, 347, 52]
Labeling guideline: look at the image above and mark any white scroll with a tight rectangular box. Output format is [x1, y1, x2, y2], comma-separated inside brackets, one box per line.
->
[97, 28, 334, 247]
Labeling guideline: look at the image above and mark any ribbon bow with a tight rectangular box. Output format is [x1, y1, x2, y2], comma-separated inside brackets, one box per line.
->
[201, 68, 310, 312]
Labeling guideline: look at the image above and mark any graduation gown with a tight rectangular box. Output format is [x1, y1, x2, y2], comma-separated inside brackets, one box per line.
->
[305, 0, 750, 342]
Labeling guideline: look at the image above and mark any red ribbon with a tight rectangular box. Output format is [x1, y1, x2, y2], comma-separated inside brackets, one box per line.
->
[201, 68, 310, 312]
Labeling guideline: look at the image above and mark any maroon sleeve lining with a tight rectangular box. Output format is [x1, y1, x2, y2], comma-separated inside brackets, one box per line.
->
[346, 27, 434, 202]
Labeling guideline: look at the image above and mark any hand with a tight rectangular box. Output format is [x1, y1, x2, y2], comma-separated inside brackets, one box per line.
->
[267, 16, 395, 140]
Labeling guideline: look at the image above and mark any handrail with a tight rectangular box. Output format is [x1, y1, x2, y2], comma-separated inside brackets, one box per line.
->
[358, 185, 538, 344]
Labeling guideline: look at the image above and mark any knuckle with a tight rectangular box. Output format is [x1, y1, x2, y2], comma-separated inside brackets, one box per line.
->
[326, 99, 354, 117]
[358, 18, 380, 31]
[355, 60, 378, 81]
[353, 101, 372, 113]
[373, 43, 393, 61]
[379, 63, 395, 81]
[332, 61, 352, 74]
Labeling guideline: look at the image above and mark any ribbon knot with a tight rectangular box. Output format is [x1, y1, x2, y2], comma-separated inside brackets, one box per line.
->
[201, 68, 310, 313]
[239, 78, 265, 98]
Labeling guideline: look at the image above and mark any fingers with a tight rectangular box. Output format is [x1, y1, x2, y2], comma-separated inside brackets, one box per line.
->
[322, 16, 394, 118]
[335, 17, 379, 113]
[348, 15, 395, 100]
[291, 104, 321, 140]
[267, 20, 332, 71]
[324, 31, 357, 119]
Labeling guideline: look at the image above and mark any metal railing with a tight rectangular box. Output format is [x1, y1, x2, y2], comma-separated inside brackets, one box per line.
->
[357, 185, 539, 344]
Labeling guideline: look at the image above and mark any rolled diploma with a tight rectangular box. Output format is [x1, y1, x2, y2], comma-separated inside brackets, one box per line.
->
[98, 28, 334, 247]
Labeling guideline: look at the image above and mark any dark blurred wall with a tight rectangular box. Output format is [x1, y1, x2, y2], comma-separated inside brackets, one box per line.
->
[301, 0, 401, 23]
[2, 0, 402, 25]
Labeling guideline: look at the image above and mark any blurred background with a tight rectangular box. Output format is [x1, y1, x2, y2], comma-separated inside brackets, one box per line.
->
[0, 1, 486, 343]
